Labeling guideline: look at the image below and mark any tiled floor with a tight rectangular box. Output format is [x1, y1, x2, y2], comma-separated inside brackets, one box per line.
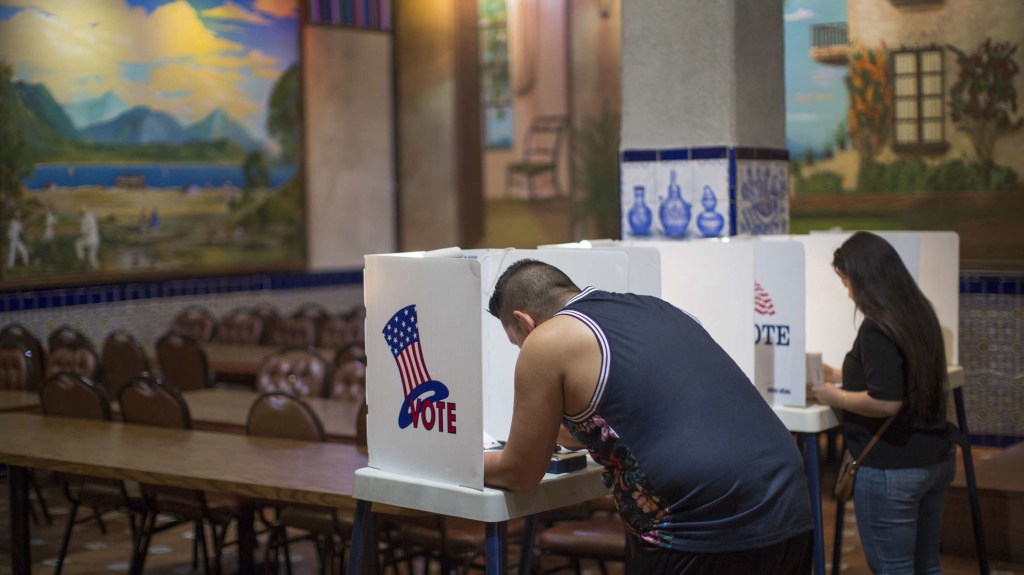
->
[1, 446, 1021, 575]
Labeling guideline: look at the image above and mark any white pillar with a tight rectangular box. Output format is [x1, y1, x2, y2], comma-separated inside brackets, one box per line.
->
[619, 0, 789, 240]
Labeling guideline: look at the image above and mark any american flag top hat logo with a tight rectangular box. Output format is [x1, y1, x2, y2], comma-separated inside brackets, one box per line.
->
[754, 281, 776, 316]
[383, 305, 455, 432]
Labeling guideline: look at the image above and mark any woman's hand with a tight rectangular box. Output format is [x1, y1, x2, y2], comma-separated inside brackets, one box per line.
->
[812, 382, 842, 408]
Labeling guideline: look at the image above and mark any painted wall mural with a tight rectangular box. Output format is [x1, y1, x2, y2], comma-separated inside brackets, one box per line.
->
[0, 0, 303, 286]
[784, 0, 1024, 269]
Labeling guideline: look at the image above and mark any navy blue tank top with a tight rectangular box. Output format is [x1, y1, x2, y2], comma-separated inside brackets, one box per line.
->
[559, 288, 813, 552]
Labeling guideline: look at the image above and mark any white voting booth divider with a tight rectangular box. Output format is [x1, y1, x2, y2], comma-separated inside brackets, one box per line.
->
[363, 248, 636, 491]
[546, 239, 810, 406]
[796, 231, 959, 371]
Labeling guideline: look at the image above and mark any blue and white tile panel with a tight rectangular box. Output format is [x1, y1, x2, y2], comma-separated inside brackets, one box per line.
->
[621, 147, 789, 240]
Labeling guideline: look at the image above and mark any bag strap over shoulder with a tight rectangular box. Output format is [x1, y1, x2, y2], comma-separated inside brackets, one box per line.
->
[855, 411, 898, 464]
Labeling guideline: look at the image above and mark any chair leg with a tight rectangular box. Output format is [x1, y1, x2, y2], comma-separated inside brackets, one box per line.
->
[54, 501, 80, 575]
[29, 472, 53, 525]
[130, 511, 156, 575]
[281, 527, 295, 575]
[92, 505, 108, 534]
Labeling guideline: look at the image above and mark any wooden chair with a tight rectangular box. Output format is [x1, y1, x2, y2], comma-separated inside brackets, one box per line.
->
[0, 337, 52, 524]
[172, 305, 218, 343]
[534, 495, 626, 575]
[101, 330, 150, 398]
[119, 375, 239, 575]
[317, 314, 357, 349]
[38, 371, 143, 575]
[0, 338, 39, 391]
[45, 339, 102, 382]
[329, 358, 365, 401]
[215, 307, 266, 345]
[255, 347, 334, 399]
[155, 331, 211, 392]
[266, 316, 318, 348]
[0, 323, 46, 382]
[246, 392, 354, 574]
[252, 303, 281, 343]
[292, 302, 330, 332]
[47, 324, 89, 351]
[505, 115, 568, 200]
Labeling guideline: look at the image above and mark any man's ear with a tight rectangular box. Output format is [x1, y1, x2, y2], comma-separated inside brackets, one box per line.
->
[511, 310, 537, 334]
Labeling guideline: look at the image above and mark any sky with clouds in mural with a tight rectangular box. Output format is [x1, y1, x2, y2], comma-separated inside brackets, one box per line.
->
[0, 0, 298, 145]
[784, 0, 848, 156]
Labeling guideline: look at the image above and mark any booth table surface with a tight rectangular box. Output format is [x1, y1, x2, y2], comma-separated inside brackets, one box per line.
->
[0, 411, 368, 574]
[0, 389, 39, 412]
[352, 460, 609, 523]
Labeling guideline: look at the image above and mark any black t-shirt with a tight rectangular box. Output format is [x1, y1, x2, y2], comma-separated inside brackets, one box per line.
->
[841, 318, 952, 468]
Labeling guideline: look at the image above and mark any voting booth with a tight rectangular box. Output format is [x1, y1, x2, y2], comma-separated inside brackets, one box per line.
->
[794, 231, 960, 371]
[363, 248, 650, 491]
[547, 238, 809, 407]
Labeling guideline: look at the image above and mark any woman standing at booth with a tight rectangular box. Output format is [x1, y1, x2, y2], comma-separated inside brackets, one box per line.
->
[814, 231, 956, 574]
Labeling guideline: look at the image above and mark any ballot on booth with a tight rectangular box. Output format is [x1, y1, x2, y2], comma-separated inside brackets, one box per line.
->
[363, 248, 638, 491]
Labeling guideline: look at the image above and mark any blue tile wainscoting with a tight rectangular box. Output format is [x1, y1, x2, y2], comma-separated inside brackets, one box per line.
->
[959, 271, 1024, 447]
[0, 269, 363, 355]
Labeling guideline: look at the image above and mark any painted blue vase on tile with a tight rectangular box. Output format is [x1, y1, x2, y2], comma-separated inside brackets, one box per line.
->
[697, 185, 725, 237]
[627, 185, 653, 236]
[659, 169, 691, 237]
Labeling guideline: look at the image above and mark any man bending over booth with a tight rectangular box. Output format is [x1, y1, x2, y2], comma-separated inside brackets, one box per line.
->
[484, 259, 813, 574]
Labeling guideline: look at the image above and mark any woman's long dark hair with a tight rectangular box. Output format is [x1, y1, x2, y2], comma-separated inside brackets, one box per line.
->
[833, 232, 947, 423]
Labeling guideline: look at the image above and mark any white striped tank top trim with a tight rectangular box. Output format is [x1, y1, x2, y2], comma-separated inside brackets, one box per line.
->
[556, 288, 609, 422]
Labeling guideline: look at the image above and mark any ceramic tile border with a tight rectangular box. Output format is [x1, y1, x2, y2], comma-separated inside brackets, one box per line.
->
[621, 145, 789, 239]
[0, 269, 363, 314]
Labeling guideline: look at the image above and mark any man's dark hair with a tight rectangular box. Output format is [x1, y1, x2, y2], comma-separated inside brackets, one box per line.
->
[487, 259, 581, 323]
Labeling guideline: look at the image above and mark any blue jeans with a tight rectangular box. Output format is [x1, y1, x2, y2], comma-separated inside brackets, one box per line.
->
[853, 450, 956, 574]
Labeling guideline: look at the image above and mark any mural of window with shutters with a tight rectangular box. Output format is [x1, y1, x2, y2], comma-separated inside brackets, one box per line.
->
[892, 47, 947, 153]
[479, 0, 514, 149]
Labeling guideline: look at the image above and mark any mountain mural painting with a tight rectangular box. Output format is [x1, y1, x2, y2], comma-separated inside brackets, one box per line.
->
[0, 1, 303, 285]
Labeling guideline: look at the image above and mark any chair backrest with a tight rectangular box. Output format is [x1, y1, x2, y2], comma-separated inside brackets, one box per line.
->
[0, 323, 46, 379]
[329, 358, 366, 400]
[45, 340, 101, 381]
[119, 374, 191, 429]
[39, 371, 112, 420]
[265, 316, 317, 348]
[48, 324, 89, 351]
[334, 341, 367, 366]
[215, 307, 266, 345]
[101, 330, 150, 398]
[155, 331, 210, 392]
[252, 303, 281, 341]
[317, 314, 356, 349]
[256, 347, 333, 398]
[292, 302, 329, 325]
[172, 305, 217, 343]
[522, 115, 567, 164]
[0, 339, 37, 391]
[246, 391, 326, 442]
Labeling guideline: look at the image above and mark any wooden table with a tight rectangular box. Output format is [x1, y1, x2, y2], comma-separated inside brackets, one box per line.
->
[179, 388, 360, 442]
[0, 412, 367, 575]
[0, 389, 39, 412]
[200, 343, 337, 376]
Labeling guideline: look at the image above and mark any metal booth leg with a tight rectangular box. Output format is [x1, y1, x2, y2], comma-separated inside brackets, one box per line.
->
[953, 387, 989, 575]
